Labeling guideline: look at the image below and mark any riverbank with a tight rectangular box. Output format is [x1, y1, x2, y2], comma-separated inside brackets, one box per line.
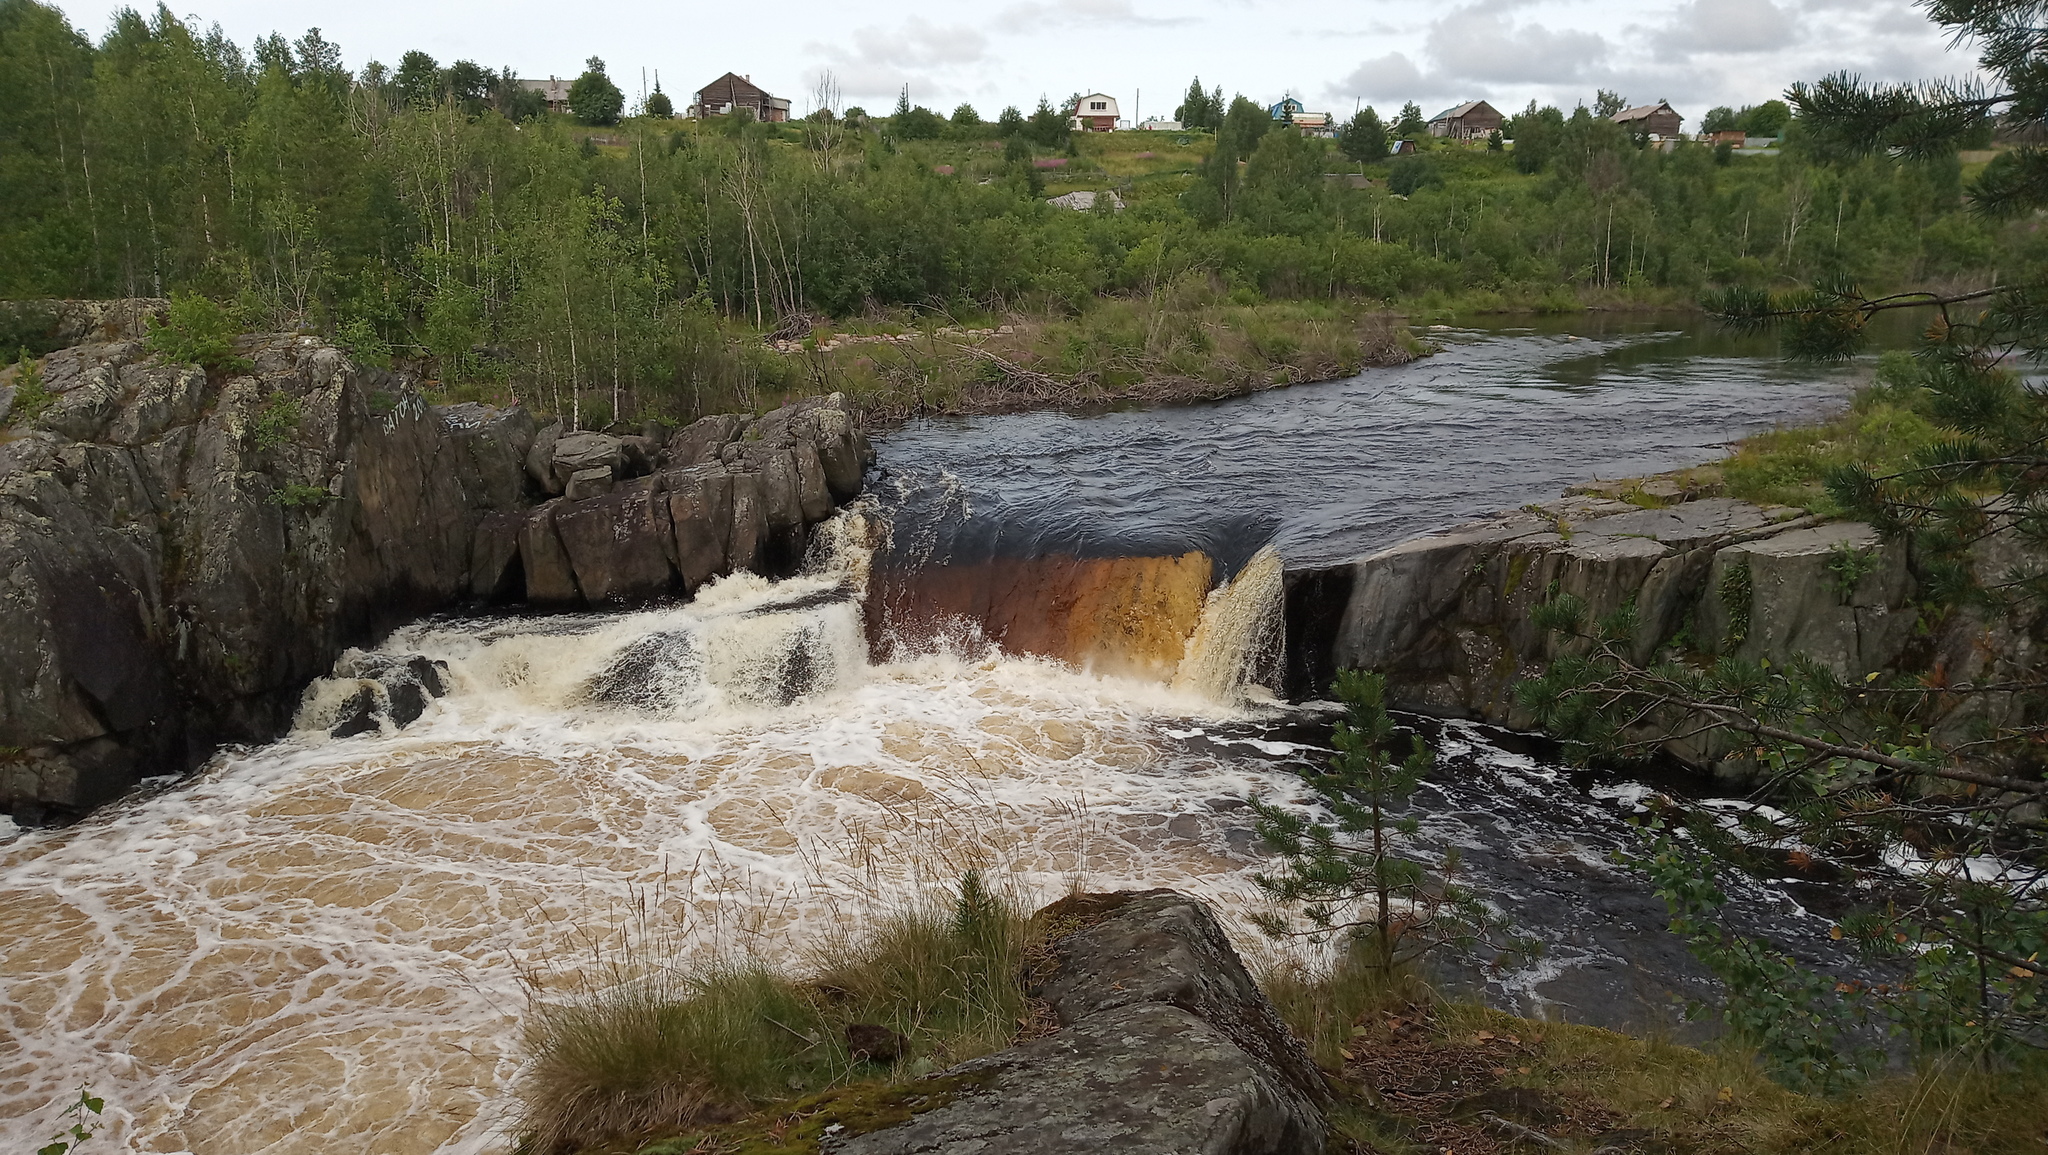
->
[491, 884, 2048, 1155]
[767, 296, 1426, 425]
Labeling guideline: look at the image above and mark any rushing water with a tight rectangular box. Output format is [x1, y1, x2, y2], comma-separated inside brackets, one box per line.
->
[875, 313, 1873, 571]
[0, 318, 1889, 1154]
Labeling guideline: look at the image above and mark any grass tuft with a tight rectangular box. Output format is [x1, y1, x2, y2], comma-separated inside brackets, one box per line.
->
[514, 873, 1041, 1155]
[1722, 350, 1947, 514]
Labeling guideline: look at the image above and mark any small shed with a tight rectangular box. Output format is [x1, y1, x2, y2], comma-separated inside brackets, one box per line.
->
[1426, 101, 1502, 140]
[1070, 93, 1120, 132]
[1611, 101, 1683, 137]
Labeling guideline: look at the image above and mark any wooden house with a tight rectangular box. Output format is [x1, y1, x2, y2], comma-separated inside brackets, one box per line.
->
[688, 73, 791, 122]
[518, 78, 571, 114]
[1426, 100, 1502, 140]
[1611, 101, 1683, 137]
[1069, 93, 1120, 132]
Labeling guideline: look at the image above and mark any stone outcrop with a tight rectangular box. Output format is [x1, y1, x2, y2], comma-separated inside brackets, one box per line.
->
[0, 317, 872, 821]
[837, 890, 1327, 1155]
[1292, 488, 2030, 771]
[0, 298, 165, 357]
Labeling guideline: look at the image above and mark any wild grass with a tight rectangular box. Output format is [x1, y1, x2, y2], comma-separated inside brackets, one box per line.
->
[513, 872, 1041, 1155]
[1262, 947, 2048, 1154]
[792, 280, 1418, 423]
[1723, 350, 1948, 515]
[1257, 937, 1432, 1070]
[1440, 1002, 2048, 1154]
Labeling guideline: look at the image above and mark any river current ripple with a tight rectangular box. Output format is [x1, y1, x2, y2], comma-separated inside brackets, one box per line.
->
[874, 315, 1870, 572]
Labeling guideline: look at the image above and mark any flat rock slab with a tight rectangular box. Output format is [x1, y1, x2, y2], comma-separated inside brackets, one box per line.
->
[830, 1003, 1323, 1155]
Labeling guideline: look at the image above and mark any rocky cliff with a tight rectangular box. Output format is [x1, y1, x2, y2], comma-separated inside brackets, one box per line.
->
[1289, 486, 2034, 771]
[0, 302, 872, 821]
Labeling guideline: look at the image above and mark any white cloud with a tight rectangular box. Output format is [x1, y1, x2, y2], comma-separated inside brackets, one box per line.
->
[996, 0, 1192, 32]
[1332, 51, 1432, 103]
[804, 18, 988, 105]
[1424, 11, 1611, 85]
[1655, 0, 1798, 55]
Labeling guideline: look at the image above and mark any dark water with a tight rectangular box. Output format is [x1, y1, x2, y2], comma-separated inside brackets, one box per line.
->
[872, 313, 1881, 571]
[1179, 711, 1883, 1040]
[868, 314, 1909, 1037]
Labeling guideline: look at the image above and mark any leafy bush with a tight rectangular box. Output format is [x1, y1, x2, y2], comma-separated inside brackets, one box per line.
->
[250, 392, 302, 450]
[335, 317, 392, 369]
[268, 483, 329, 507]
[7, 349, 54, 424]
[145, 291, 247, 371]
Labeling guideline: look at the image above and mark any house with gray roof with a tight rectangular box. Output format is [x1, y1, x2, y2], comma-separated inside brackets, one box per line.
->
[1427, 101, 1502, 140]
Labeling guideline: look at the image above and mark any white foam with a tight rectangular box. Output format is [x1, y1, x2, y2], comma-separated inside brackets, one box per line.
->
[0, 543, 1307, 1155]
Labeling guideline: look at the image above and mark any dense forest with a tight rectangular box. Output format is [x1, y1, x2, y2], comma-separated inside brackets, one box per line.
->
[0, 0, 2033, 425]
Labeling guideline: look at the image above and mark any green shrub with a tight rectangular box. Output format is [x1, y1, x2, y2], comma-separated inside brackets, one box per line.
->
[268, 483, 329, 507]
[250, 392, 302, 450]
[335, 317, 392, 369]
[7, 349, 53, 424]
[145, 291, 247, 372]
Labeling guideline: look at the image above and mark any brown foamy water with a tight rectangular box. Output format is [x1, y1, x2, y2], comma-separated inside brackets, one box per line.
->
[0, 538, 1301, 1154]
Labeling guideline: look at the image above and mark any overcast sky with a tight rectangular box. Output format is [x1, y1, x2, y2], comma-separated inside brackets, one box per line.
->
[55, 0, 1977, 122]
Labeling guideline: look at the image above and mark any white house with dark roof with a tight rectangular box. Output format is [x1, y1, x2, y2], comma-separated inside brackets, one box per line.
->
[1070, 93, 1120, 132]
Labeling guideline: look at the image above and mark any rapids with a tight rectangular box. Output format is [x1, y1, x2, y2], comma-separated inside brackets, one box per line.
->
[0, 317, 1898, 1153]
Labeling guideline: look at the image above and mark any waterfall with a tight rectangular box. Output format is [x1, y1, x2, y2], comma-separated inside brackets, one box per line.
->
[1171, 545, 1285, 702]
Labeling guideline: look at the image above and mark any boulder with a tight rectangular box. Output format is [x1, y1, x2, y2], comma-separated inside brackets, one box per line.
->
[666, 464, 733, 589]
[664, 413, 744, 467]
[469, 511, 528, 601]
[809, 403, 867, 499]
[563, 466, 615, 502]
[793, 438, 833, 523]
[525, 419, 564, 495]
[618, 434, 659, 477]
[326, 653, 451, 737]
[519, 503, 583, 606]
[838, 891, 1326, 1155]
[439, 402, 537, 509]
[552, 431, 624, 491]
[555, 486, 677, 604]
[727, 470, 767, 574]
[1031, 890, 1327, 1103]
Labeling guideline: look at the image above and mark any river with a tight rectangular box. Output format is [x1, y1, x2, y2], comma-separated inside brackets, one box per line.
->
[0, 316, 1880, 1154]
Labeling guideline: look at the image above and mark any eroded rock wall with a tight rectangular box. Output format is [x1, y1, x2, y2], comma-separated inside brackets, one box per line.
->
[1302, 491, 2033, 770]
[0, 322, 871, 820]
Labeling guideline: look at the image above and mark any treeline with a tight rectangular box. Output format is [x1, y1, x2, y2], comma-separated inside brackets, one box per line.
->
[0, 0, 2030, 426]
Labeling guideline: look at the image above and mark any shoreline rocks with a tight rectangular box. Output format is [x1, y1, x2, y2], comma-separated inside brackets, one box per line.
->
[835, 890, 1327, 1155]
[1286, 486, 2029, 772]
[0, 312, 872, 822]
